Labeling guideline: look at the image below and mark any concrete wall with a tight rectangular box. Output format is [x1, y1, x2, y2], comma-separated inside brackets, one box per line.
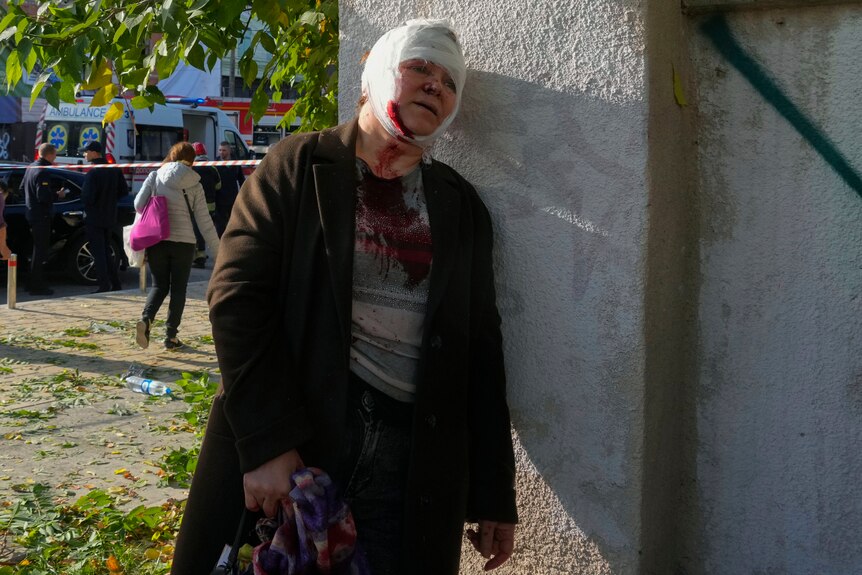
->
[689, 5, 862, 574]
[341, 1, 650, 573]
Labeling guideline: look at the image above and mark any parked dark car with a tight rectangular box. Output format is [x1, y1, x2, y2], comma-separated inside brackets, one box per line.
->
[0, 164, 135, 284]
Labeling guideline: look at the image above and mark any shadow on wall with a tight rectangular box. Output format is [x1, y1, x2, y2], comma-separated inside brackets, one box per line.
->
[442, 70, 647, 574]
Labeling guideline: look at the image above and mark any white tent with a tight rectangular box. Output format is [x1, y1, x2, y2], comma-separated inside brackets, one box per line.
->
[158, 61, 222, 98]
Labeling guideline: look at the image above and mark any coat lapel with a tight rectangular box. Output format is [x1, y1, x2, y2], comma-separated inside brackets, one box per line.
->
[313, 122, 359, 349]
[423, 164, 461, 322]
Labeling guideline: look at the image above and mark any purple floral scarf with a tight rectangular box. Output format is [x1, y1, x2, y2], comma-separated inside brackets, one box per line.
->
[249, 468, 370, 575]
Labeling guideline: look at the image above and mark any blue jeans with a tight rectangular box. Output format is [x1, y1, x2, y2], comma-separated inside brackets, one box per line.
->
[337, 375, 413, 575]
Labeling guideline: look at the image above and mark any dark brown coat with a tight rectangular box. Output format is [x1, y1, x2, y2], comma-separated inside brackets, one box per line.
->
[172, 120, 517, 575]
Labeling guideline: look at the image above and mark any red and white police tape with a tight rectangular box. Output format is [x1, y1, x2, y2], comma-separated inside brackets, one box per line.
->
[0, 160, 261, 170]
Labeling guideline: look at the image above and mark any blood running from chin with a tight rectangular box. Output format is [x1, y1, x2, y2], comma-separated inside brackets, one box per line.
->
[374, 142, 403, 179]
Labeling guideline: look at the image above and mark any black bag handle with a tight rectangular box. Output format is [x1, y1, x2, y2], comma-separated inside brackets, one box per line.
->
[211, 508, 254, 575]
[181, 188, 196, 225]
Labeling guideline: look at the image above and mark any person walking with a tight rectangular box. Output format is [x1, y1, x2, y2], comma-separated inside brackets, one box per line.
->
[213, 141, 244, 236]
[80, 140, 129, 292]
[172, 19, 517, 575]
[134, 142, 219, 350]
[21, 143, 66, 295]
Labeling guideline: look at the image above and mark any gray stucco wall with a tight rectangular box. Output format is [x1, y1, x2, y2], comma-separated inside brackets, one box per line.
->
[340, 1, 650, 573]
[689, 6, 862, 574]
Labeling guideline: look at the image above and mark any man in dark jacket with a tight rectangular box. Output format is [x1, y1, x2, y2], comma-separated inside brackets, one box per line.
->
[22, 143, 66, 295]
[81, 140, 129, 292]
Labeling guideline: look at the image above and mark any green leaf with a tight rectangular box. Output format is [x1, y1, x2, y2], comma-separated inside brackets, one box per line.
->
[185, 42, 206, 70]
[130, 95, 151, 109]
[239, 54, 258, 86]
[206, 51, 219, 72]
[58, 80, 75, 102]
[299, 10, 324, 26]
[30, 81, 47, 109]
[44, 84, 60, 109]
[249, 86, 268, 124]
[5, 50, 22, 90]
[121, 68, 150, 88]
[199, 28, 226, 54]
[215, 0, 246, 28]
[113, 22, 128, 43]
[63, 3, 102, 38]
[156, 43, 180, 80]
[18, 39, 37, 74]
[259, 32, 277, 55]
[145, 85, 166, 105]
[0, 10, 17, 31]
[135, 12, 154, 44]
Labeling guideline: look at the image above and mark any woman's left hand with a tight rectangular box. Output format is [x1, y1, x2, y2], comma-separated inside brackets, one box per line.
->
[466, 520, 515, 570]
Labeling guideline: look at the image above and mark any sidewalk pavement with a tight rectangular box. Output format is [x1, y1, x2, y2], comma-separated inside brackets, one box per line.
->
[0, 282, 219, 519]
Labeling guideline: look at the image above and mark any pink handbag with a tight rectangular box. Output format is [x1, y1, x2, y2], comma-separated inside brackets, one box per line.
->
[129, 191, 170, 251]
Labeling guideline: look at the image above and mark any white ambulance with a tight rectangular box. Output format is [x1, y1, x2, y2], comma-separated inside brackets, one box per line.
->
[39, 97, 252, 190]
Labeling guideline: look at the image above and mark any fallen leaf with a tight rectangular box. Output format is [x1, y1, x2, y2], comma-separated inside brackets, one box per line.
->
[106, 555, 122, 573]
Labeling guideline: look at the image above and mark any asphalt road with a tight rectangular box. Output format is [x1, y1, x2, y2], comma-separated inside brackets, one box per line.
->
[1, 259, 214, 304]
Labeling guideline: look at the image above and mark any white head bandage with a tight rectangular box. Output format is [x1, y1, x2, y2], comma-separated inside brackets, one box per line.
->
[361, 19, 466, 147]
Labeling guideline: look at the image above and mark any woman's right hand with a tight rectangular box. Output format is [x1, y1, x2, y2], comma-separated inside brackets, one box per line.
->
[242, 449, 305, 517]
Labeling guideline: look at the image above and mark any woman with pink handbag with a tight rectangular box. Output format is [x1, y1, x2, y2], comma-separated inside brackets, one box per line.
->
[134, 142, 219, 350]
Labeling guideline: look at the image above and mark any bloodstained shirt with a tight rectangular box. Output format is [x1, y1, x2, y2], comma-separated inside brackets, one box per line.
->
[349, 158, 432, 402]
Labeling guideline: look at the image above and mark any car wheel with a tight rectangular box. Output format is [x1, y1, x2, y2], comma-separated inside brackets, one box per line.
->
[65, 235, 120, 285]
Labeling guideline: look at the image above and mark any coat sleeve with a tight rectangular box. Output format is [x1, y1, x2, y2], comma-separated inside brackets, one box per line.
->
[464, 185, 519, 525]
[206, 142, 315, 473]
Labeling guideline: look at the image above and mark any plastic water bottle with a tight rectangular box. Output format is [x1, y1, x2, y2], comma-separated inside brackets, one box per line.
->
[125, 375, 171, 396]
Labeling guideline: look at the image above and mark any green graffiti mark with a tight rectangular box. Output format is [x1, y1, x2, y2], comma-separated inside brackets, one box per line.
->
[701, 15, 862, 200]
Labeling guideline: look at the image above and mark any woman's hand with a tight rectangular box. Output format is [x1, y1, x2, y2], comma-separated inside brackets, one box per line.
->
[242, 449, 305, 518]
[466, 520, 515, 570]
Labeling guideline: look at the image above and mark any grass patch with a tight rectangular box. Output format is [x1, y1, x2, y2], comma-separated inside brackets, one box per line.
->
[0, 335, 99, 352]
[0, 483, 181, 574]
[156, 372, 217, 488]
[0, 358, 29, 375]
[0, 372, 218, 574]
[63, 328, 92, 338]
